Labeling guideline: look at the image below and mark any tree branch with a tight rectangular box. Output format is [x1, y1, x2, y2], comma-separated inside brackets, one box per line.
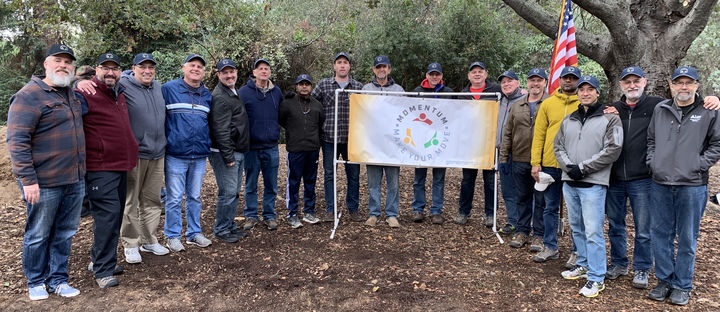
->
[663, 0, 719, 49]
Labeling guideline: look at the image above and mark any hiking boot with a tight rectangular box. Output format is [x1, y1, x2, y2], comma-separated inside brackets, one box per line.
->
[324, 211, 335, 222]
[264, 219, 279, 230]
[243, 218, 259, 230]
[387, 217, 400, 228]
[28, 285, 48, 301]
[140, 243, 170, 255]
[455, 213, 469, 225]
[349, 211, 364, 222]
[484, 215, 494, 227]
[288, 216, 303, 229]
[365, 216, 378, 227]
[632, 270, 650, 289]
[412, 211, 425, 223]
[88, 262, 124, 275]
[95, 276, 119, 288]
[230, 228, 247, 238]
[565, 252, 578, 269]
[187, 234, 212, 247]
[562, 265, 588, 280]
[668, 289, 690, 306]
[532, 246, 559, 262]
[431, 214, 445, 224]
[51, 283, 80, 298]
[578, 280, 605, 298]
[529, 236, 543, 252]
[302, 214, 321, 224]
[509, 233, 528, 248]
[499, 223, 516, 234]
[124, 247, 141, 264]
[215, 231, 240, 243]
[605, 264, 629, 280]
[647, 281, 672, 301]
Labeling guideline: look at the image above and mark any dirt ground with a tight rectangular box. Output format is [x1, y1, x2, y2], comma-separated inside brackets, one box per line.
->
[1, 126, 719, 311]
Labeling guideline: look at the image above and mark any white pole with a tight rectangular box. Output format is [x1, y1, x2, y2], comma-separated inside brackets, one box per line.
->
[330, 89, 341, 239]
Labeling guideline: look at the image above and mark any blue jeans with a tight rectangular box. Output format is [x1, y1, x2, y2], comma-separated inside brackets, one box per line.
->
[458, 169, 496, 217]
[321, 142, 359, 213]
[367, 165, 400, 218]
[606, 178, 652, 270]
[164, 155, 207, 240]
[244, 146, 279, 221]
[209, 151, 244, 236]
[412, 167, 446, 215]
[564, 183, 607, 283]
[285, 150, 319, 217]
[650, 182, 707, 291]
[499, 162, 518, 226]
[540, 167, 562, 250]
[512, 162, 544, 236]
[20, 180, 83, 289]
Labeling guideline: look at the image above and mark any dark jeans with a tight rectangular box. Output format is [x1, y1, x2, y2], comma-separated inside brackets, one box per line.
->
[321, 142, 359, 213]
[540, 167, 562, 250]
[459, 168, 495, 216]
[286, 150, 320, 217]
[512, 161, 544, 236]
[87, 171, 127, 279]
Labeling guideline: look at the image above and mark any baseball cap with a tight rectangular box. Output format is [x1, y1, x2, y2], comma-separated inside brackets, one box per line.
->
[133, 53, 156, 65]
[217, 58, 237, 71]
[497, 70, 519, 81]
[427, 62, 443, 74]
[559, 66, 581, 78]
[577, 75, 600, 91]
[468, 61, 486, 71]
[295, 74, 312, 84]
[620, 66, 645, 79]
[527, 68, 548, 80]
[184, 54, 206, 66]
[97, 52, 121, 66]
[373, 55, 390, 67]
[534, 172, 556, 192]
[333, 52, 350, 63]
[46, 44, 76, 61]
[253, 58, 270, 69]
[672, 66, 699, 81]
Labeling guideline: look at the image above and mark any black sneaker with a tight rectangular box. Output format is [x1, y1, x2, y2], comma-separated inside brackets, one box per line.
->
[647, 281, 672, 301]
[412, 211, 424, 223]
[216, 231, 240, 243]
[349, 211, 364, 222]
[668, 289, 690, 306]
[499, 224, 516, 234]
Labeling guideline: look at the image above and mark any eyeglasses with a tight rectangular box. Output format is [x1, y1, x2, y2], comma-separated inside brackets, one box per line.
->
[136, 65, 155, 70]
[98, 66, 121, 72]
[671, 81, 698, 87]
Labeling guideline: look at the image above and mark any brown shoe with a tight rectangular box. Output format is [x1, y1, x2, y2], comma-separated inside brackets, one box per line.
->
[509, 233, 528, 248]
[431, 214, 445, 224]
[386, 217, 400, 228]
[349, 211, 364, 222]
[529, 236, 543, 252]
[365, 216, 378, 227]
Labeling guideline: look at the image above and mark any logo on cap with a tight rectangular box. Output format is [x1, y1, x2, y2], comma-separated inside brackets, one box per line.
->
[106, 53, 113, 59]
[60, 45, 68, 51]
[504, 71, 510, 75]
[568, 67, 575, 72]
[680, 68, 688, 74]
[627, 68, 634, 73]
[222, 60, 228, 64]
[143, 53, 149, 58]
[377, 57, 382, 62]
[533, 69, 539, 74]
[584, 76, 590, 81]
[431, 64, 438, 69]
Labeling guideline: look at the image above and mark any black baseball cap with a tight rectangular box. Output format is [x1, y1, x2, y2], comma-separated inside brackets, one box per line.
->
[253, 58, 270, 69]
[295, 74, 312, 84]
[133, 53, 157, 65]
[97, 52, 121, 66]
[334, 52, 350, 63]
[184, 54, 206, 66]
[46, 44, 76, 61]
[217, 58, 237, 71]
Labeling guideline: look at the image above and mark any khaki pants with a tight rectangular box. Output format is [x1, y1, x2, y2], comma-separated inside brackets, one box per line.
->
[121, 158, 164, 248]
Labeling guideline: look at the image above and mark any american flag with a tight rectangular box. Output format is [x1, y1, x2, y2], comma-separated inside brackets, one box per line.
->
[548, 0, 578, 94]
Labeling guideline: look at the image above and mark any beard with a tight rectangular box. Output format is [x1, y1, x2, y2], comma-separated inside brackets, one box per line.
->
[48, 69, 72, 87]
[675, 92, 694, 103]
[623, 86, 644, 101]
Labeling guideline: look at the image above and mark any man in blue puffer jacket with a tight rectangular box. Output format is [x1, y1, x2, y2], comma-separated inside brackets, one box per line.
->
[161, 54, 213, 251]
[239, 58, 283, 231]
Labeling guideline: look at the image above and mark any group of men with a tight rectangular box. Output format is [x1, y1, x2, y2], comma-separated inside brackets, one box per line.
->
[7, 43, 719, 306]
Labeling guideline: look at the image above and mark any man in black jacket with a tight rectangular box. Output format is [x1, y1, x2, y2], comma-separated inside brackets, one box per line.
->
[208, 58, 250, 243]
[279, 74, 325, 228]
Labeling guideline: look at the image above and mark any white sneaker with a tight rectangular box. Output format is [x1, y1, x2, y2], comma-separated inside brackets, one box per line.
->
[166, 238, 185, 252]
[124, 247, 142, 264]
[579, 280, 605, 298]
[186, 234, 212, 248]
[140, 243, 170, 256]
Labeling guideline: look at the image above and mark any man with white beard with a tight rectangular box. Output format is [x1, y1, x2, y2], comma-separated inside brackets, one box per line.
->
[7, 44, 86, 300]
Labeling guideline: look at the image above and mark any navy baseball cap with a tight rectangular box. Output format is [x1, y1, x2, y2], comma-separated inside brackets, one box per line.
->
[559, 66, 581, 78]
[46, 44, 76, 60]
[577, 75, 600, 92]
[295, 74, 312, 84]
[217, 58, 237, 71]
[334, 52, 350, 63]
[672, 66, 699, 81]
[184, 54, 206, 66]
[253, 58, 270, 69]
[427, 62, 443, 74]
[527, 68, 548, 80]
[620, 66, 645, 79]
[133, 53, 156, 65]
[373, 55, 390, 67]
[468, 61, 486, 71]
[497, 70, 519, 81]
[97, 52, 121, 66]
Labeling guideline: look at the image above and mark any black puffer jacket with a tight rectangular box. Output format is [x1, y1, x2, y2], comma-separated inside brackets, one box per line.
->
[210, 83, 250, 164]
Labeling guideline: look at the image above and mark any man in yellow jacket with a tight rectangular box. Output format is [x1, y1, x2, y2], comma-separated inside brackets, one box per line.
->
[530, 66, 580, 264]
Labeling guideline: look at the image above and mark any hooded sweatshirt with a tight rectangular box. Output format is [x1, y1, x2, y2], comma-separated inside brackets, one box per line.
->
[120, 70, 166, 160]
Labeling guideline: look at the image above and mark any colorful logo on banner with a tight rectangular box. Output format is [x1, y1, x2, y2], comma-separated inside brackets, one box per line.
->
[393, 104, 450, 163]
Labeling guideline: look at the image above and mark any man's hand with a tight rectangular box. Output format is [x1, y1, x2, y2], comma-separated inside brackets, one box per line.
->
[226, 161, 235, 167]
[531, 165, 541, 183]
[567, 164, 584, 180]
[76, 79, 97, 94]
[703, 96, 720, 110]
[23, 184, 40, 205]
[603, 106, 619, 115]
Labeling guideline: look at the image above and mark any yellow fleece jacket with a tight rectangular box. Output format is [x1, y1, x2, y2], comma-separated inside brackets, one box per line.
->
[531, 89, 580, 168]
